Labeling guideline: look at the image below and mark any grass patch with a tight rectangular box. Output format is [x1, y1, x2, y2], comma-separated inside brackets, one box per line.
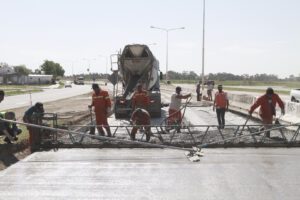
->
[223, 87, 290, 95]
[168, 80, 300, 88]
[4, 89, 43, 96]
[58, 81, 64, 89]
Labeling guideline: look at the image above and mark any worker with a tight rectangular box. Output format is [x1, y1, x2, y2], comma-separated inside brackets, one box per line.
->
[213, 85, 229, 129]
[0, 90, 4, 103]
[196, 81, 201, 101]
[130, 108, 151, 142]
[0, 112, 22, 144]
[132, 83, 150, 111]
[248, 87, 285, 137]
[89, 83, 112, 137]
[23, 102, 44, 149]
[206, 80, 214, 101]
[168, 86, 191, 132]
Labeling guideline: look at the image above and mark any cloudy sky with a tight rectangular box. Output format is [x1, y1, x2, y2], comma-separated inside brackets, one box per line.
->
[0, 0, 299, 78]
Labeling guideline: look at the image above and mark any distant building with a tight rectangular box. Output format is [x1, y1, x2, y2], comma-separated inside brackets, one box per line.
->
[27, 74, 53, 84]
[0, 65, 53, 85]
[0, 66, 16, 84]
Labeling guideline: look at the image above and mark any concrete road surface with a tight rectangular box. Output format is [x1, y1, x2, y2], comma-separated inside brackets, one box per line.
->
[0, 148, 299, 200]
[0, 84, 91, 110]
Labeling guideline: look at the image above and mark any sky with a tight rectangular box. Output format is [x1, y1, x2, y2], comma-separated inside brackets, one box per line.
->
[0, 0, 299, 78]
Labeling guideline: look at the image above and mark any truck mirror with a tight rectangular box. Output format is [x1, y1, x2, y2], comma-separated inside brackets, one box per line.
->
[160, 72, 163, 80]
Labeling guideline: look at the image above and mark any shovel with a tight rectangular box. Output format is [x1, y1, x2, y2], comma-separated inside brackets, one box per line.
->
[89, 107, 95, 135]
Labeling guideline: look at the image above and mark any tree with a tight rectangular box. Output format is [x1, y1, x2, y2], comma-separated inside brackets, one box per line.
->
[40, 60, 65, 77]
[14, 65, 32, 75]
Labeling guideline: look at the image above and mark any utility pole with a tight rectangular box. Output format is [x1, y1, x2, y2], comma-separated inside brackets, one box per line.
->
[201, 0, 206, 94]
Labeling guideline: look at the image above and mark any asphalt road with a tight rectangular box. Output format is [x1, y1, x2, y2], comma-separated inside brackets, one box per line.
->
[0, 148, 299, 200]
[0, 84, 91, 110]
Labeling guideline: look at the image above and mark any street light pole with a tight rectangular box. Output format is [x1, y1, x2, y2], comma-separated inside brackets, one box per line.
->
[150, 26, 185, 82]
[201, 0, 206, 94]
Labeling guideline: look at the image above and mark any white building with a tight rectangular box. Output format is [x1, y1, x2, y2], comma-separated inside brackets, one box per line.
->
[27, 74, 53, 84]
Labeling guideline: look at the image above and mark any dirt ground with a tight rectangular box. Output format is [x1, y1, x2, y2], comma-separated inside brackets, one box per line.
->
[0, 92, 100, 170]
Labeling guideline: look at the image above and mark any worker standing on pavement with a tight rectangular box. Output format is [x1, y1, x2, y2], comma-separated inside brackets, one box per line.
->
[206, 80, 214, 101]
[168, 86, 191, 132]
[130, 108, 151, 142]
[23, 102, 44, 150]
[0, 112, 22, 144]
[196, 81, 201, 101]
[248, 87, 285, 137]
[132, 83, 150, 111]
[213, 85, 229, 129]
[89, 83, 112, 137]
[0, 90, 4, 103]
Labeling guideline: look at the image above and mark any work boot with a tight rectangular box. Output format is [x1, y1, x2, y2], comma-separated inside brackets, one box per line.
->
[4, 137, 12, 144]
[146, 134, 150, 142]
[99, 130, 105, 136]
[106, 129, 112, 137]
[130, 133, 136, 141]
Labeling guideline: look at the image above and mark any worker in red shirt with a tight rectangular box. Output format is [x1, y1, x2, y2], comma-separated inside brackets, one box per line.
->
[249, 87, 285, 137]
[132, 83, 150, 111]
[130, 108, 151, 142]
[213, 85, 229, 129]
[89, 83, 112, 137]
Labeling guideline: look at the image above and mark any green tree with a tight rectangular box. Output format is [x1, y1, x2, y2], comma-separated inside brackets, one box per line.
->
[14, 65, 32, 75]
[40, 60, 65, 77]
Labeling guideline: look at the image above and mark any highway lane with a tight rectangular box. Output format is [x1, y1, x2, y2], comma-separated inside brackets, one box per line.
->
[0, 84, 92, 110]
[0, 148, 299, 200]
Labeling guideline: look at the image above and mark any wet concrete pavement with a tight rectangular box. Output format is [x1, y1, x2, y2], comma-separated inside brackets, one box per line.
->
[0, 148, 299, 200]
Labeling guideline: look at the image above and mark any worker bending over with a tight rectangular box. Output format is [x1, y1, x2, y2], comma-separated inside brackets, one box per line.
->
[0, 112, 22, 144]
[249, 87, 285, 137]
[89, 83, 112, 137]
[132, 83, 150, 111]
[23, 102, 44, 150]
[130, 108, 151, 142]
[168, 86, 191, 132]
[213, 85, 229, 129]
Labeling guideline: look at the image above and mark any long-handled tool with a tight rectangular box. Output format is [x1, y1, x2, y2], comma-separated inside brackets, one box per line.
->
[238, 115, 251, 135]
[89, 107, 95, 135]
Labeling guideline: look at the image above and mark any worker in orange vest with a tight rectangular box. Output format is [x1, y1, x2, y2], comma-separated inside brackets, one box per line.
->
[89, 83, 112, 137]
[249, 87, 285, 137]
[130, 108, 151, 142]
[132, 83, 150, 111]
[213, 85, 229, 129]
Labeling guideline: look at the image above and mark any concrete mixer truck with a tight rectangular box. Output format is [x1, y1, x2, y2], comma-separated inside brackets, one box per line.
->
[113, 44, 161, 118]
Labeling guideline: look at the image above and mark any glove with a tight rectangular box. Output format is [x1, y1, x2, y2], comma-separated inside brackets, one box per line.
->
[281, 109, 285, 116]
[14, 136, 18, 141]
[248, 110, 252, 116]
[106, 107, 111, 113]
[88, 105, 92, 109]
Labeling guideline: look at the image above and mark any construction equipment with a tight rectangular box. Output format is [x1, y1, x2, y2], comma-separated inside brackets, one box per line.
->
[112, 44, 161, 118]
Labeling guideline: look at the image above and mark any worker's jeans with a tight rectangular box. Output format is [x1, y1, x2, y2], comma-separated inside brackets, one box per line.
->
[196, 92, 201, 101]
[216, 108, 226, 128]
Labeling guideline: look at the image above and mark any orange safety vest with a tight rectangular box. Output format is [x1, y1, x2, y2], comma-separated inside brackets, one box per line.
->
[132, 89, 150, 108]
[214, 91, 227, 108]
[92, 90, 111, 113]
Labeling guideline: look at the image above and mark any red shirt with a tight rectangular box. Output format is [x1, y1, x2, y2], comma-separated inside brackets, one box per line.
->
[131, 109, 151, 125]
[92, 90, 111, 112]
[249, 93, 284, 119]
[132, 89, 150, 108]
